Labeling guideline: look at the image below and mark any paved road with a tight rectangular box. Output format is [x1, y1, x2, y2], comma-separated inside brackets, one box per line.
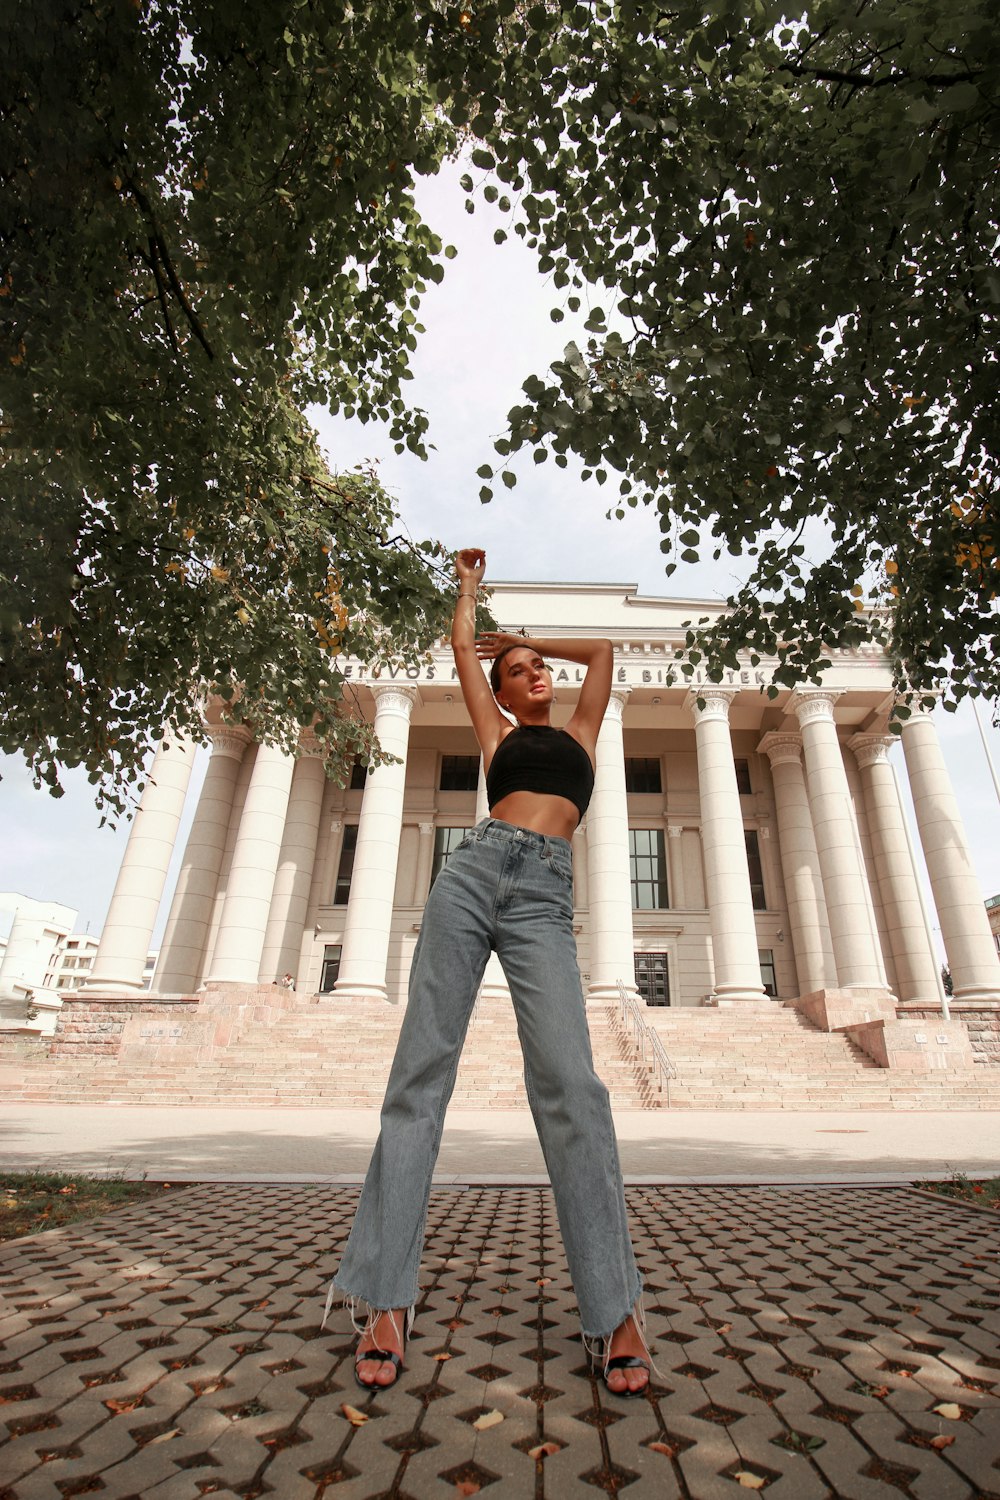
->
[1, 1180, 997, 1499]
[1, 1103, 998, 1183]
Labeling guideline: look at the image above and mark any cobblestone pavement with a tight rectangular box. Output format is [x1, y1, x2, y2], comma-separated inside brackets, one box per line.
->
[1, 1184, 998, 1499]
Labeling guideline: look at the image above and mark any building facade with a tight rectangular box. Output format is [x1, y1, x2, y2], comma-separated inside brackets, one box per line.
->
[81, 583, 1000, 1021]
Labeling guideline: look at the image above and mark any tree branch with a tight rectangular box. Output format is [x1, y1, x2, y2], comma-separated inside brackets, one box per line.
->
[143, 239, 179, 355]
[778, 61, 981, 89]
[124, 175, 215, 359]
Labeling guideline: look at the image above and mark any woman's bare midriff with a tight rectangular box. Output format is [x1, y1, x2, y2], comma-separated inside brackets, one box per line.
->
[488, 791, 580, 843]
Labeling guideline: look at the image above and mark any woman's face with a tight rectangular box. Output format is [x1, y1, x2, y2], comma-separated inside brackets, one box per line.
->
[496, 647, 553, 717]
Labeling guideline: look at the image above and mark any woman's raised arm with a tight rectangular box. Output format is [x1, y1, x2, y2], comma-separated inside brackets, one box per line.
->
[451, 549, 508, 759]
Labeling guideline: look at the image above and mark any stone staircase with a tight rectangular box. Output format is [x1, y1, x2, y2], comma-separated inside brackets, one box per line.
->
[0, 988, 656, 1110]
[1, 990, 997, 1110]
[646, 1006, 1000, 1109]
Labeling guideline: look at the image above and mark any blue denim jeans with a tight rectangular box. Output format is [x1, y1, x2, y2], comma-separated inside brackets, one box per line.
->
[331, 818, 642, 1339]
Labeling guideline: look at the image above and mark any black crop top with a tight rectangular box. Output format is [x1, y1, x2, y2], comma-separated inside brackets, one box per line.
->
[486, 726, 595, 821]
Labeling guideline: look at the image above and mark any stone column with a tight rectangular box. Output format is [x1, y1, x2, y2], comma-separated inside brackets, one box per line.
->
[476, 757, 509, 997]
[257, 737, 327, 985]
[758, 731, 835, 995]
[476, 757, 490, 824]
[335, 685, 416, 999]
[414, 821, 437, 903]
[586, 689, 638, 1002]
[571, 818, 588, 903]
[687, 689, 765, 1002]
[849, 733, 940, 1003]
[84, 736, 195, 992]
[666, 822, 687, 910]
[792, 691, 887, 992]
[900, 706, 1000, 1002]
[204, 741, 296, 984]
[154, 723, 253, 993]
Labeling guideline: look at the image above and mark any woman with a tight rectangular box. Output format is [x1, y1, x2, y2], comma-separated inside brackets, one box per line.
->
[327, 548, 651, 1398]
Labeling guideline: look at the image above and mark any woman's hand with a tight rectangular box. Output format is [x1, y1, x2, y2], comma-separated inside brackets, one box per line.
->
[475, 630, 525, 661]
[456, 548, 486, 586]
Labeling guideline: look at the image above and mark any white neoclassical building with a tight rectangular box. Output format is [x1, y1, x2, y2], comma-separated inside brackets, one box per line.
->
[81, 583, 1000, 1033]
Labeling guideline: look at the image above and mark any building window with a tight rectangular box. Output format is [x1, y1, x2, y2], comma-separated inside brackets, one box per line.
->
[735, 758, 752, 795]
[625, 757, 662, 794]
[333, 825, 359, 905]
[635, 952, 670, 1006]
[431, 827, 469, 883]
[320, 945, 342, 992]
[759, 949, 777, 997]
[629, 829, 668, 910]
[349, 762, 368, 790]
[745, 830, 766, 910]
[439, 755, 479, 792]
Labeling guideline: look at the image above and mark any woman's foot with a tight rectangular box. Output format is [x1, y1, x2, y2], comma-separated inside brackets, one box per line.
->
[354, 1308, 408, 1390]
[602, 1312, 650, 1397]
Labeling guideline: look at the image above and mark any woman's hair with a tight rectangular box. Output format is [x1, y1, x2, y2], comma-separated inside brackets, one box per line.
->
[489, 644, 521, 696]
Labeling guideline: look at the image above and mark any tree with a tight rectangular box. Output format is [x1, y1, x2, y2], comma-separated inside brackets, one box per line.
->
[1, 0, 470, 812]
[6, 0, 997, 823]
[457, 0, 999, 708]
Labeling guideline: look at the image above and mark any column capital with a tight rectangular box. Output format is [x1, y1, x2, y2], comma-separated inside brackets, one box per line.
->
[894, 693, 940, 731]
[205, 722, 253, 761]
[418, 820, 436, 836]
[666, 822, 684, 839]
[848, 732, 896, 770]
[370, 682, 419, 717]
[604, 687, 630, 723]
[329, 818, 344, 835]
[296, 730, 327, 760]
[757, 730, 803, 767]
[684, 686, 737, 723]
[791, 689, 841, 726]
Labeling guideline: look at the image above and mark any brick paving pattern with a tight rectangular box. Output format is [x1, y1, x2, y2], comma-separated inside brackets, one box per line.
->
[0, 1184, 998, 1498]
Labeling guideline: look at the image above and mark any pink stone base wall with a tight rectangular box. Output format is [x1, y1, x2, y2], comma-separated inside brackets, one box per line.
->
[898, 1002, 1000, 1067]
[48, 997, 200, 1058]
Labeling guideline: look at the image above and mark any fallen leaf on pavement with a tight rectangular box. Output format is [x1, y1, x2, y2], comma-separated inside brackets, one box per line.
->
[341, 1404, 368, 1426]
[735, 1473, 766, 1490]
[649, 1441, 677, 1457]
[147, 1429, 180, 1445]
[473, 1409, 504, 1431]
[454, 1482, 480, 1496]
[528, 1441, 560, 1459]
[433, 1352, 452, 1362]
[931, 1434, 956, 1450]
[933, 1403, 962, 1420]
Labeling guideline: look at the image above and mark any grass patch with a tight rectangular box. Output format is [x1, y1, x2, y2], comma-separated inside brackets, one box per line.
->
[0, 1171, 175, 1243]
[917, 1172, 1000, 1210]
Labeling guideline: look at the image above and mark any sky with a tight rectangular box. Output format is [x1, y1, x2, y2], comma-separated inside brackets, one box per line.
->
[3, 162, 1000, 952]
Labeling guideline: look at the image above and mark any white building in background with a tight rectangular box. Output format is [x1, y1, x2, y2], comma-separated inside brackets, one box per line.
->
[0, 894, 79, 1031]
[78, 583, 1000, 1022]
[988, 894, 1000, 958]
[0, 892, 159, 1035]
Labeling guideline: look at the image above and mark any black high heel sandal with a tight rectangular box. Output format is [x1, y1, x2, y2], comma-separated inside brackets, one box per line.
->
[353, 1309, 407, 1391]
[601, 1353, 651, 1399]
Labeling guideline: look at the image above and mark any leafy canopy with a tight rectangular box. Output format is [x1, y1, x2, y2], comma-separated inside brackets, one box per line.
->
[453, 0, 999, 707]
[4, 0, 997, 821]
[1, 0, 469, 811]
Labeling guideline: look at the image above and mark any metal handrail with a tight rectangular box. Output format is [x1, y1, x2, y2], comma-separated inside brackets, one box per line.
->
[616, 981, 677, 1105]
